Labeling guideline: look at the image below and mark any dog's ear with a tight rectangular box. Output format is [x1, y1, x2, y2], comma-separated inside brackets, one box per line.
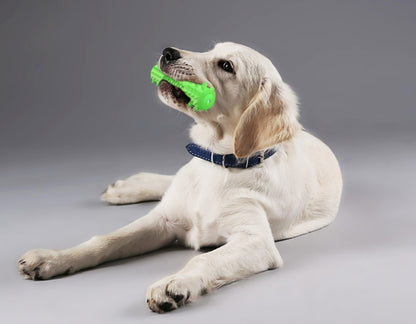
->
[233, 78, 301, 158]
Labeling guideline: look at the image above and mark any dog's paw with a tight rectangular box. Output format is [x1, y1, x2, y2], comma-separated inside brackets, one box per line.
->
[146, 275, 202, 313]
[101, 179, 135, 204]
[101, 173, 163, 205]
[18, 249, 71, 280]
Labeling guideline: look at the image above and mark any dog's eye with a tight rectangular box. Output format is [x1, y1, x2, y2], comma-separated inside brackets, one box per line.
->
[218, 60, 234, 73]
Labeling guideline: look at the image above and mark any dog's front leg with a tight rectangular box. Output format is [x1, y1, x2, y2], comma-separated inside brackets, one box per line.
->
[18, 207, 176, 280]
[146, 229, 283, 313]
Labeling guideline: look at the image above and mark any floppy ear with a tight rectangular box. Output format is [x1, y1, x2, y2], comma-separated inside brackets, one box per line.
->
[233, 78, 301, 158]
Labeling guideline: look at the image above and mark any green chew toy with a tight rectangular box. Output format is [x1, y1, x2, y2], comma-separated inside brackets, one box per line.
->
[150, 65, 215, 111]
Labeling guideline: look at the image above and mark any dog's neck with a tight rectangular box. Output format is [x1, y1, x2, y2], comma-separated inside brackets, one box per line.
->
[189, 122, 235, 155]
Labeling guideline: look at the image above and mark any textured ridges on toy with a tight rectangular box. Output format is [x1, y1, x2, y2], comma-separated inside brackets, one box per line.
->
[150, 65, 215, 111]
[150, 65, 167, 86]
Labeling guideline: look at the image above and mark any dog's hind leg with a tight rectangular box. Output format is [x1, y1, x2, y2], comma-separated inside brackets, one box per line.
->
[18, 207, 176, 280]
[101, 172, 173, 205]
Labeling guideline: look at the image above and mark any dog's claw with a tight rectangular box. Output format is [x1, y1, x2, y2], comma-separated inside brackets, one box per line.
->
[158, 302, 174, 312]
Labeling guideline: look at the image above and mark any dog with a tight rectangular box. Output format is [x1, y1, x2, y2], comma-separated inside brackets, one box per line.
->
[18, 42, 343, 313]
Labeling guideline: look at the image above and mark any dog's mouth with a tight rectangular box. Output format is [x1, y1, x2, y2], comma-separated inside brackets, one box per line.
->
[159, 80, 191, 107]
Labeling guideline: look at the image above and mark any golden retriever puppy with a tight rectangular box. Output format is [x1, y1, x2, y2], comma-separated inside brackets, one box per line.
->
[19, 42, 342, 313]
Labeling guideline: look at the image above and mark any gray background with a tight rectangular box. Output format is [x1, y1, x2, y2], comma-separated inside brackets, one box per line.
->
[1, 0, 415, 323]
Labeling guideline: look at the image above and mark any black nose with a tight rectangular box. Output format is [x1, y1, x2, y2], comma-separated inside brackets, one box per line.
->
[162, 47, 181, 63]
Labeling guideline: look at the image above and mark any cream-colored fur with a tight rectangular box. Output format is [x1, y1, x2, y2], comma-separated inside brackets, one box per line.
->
[18, 42, 342, 313]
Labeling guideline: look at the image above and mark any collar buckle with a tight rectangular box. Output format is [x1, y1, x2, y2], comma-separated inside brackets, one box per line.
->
[259, 151, 265, 164]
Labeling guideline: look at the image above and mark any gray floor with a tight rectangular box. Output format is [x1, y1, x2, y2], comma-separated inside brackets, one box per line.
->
[1, 137, 415, 324]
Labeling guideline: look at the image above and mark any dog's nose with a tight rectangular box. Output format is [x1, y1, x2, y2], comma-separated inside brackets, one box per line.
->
[162, 47, 181, 63]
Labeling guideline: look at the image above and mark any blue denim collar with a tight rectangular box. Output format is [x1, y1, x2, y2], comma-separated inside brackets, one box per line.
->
[186, 143, 277, 169]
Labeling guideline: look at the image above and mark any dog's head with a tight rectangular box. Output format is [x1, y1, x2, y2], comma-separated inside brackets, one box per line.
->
[156, 42, 301, 158]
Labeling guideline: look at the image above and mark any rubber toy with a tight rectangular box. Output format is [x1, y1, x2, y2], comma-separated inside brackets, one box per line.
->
[150, 65, 215, 111]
